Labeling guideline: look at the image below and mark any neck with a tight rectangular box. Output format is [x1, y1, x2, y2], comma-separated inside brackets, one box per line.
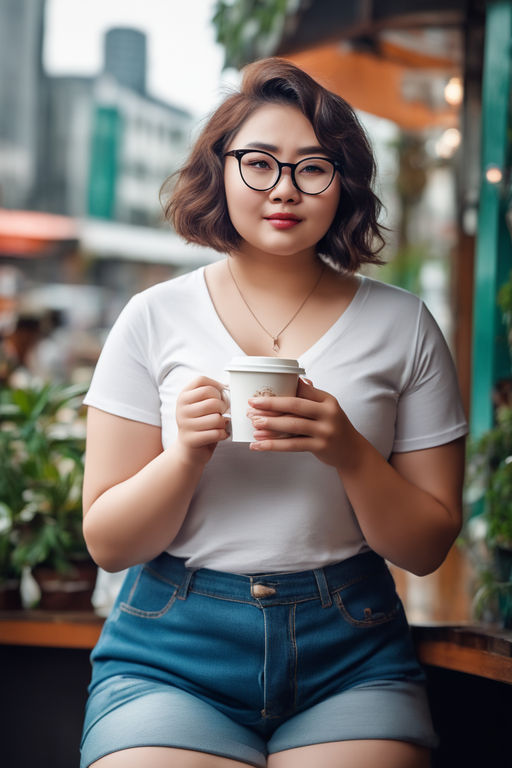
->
[227, 249, 323, 294]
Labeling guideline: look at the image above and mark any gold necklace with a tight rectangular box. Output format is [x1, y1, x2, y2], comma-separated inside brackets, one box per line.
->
[227, 260, 325, 352]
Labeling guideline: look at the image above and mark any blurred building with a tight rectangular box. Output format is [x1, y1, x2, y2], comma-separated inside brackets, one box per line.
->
[35, 27, 193, 227]
[0, 5, 194, 229]
[0, 10, 216, 383]
[0, 0, 46, 209]
[104, 27, 146, 94]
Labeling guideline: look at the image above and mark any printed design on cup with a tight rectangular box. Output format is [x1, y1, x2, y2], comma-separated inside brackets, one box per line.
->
[253, 386, 276, 398]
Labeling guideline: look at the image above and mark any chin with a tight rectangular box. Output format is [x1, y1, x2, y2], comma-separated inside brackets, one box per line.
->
[255, 238, 317, 258]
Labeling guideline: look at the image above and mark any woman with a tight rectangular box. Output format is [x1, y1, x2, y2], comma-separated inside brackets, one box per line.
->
[80, 58, 467, 768]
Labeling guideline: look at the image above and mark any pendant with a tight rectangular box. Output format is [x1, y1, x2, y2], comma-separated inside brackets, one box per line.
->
[272, 338, 280, 352]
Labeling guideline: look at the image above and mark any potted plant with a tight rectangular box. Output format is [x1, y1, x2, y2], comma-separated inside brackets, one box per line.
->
[465, 406, 512, 627]
[0, 382, 96, 610]
[464, 278, 512, 627]
[0, 507, 23, 609]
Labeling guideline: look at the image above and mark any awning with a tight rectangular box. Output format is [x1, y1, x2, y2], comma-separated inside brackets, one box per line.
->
[274, 0, 467, 59]
[215, 0, 466, 130]
[78, 218, 219, 266]
[0, 209, 78, 256]
[0, 211, 219, 266]
[283, 37, 460, 130]
[278, 1, 465, 129]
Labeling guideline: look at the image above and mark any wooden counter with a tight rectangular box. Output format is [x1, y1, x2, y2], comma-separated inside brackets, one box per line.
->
[1, 546, 511, 686]
[1, 546, 511, 768]
[413, 622, 512, 684]
[0, 609, 103, 649]
[1, 610, 511, 684]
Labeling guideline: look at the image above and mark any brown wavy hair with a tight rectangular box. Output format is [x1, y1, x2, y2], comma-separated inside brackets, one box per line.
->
[162, 58, 385, 271]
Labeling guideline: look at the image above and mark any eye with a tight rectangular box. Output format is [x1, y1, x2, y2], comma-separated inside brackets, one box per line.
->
[241, 152, 276, 172]
[249, 159, 272, 170]
[298, 160, 329, 175]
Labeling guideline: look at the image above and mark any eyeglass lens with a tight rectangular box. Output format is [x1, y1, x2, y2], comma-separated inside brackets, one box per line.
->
[239, 151, 335, 194]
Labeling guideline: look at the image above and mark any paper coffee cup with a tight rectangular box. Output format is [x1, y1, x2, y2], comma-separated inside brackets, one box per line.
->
[225, 356, 305, 442]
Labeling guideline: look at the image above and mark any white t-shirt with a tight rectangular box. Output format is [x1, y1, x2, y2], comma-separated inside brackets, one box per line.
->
[84, 266, 468, 573]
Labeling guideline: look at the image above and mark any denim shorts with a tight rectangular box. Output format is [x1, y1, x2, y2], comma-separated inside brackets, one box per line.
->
[80, 550, 437, 767]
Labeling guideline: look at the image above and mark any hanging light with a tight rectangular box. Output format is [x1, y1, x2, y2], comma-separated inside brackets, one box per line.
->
[435, 128, 461, 159]
[444, 76, 463, 106]
[485, 165, 503, 184]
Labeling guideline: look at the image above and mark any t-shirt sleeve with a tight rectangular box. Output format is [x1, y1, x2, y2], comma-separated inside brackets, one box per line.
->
[83, 293, 161, 426]
[392, 301, 468, 453]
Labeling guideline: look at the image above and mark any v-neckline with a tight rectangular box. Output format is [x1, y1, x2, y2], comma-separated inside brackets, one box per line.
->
[198, 266, 370, 366]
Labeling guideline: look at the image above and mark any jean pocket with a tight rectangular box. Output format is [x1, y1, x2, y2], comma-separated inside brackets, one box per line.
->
[333, 568, 400, 627]
[119, 564, 179, 618]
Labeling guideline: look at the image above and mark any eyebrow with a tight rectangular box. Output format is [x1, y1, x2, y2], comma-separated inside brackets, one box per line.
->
[244, 141, 327, 156]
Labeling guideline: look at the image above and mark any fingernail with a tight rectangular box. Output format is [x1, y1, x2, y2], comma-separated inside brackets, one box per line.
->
[252, 417, 265, 426]
[300, 376, 313, 385]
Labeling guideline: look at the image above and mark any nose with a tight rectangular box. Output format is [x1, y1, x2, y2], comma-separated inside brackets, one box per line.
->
[270, 167, 300, 202]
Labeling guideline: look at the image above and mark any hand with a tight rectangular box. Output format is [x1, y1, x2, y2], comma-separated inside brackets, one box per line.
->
[176, 376, 230, 465]
[248, 378, 353, 468]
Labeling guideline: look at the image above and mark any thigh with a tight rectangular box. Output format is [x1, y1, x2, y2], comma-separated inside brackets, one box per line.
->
[90, 746, 256, 768]
[266, 680, 437, 758]
[268, 740, 430, 768]
[81, 677, 267, 768]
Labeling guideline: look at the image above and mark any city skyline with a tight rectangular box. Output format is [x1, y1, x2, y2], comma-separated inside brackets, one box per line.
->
[43, 0, 238, 117]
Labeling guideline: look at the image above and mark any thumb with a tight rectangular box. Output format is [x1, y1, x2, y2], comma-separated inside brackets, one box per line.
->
[297, 376, 315, 398]
[297, 376, 325, 402]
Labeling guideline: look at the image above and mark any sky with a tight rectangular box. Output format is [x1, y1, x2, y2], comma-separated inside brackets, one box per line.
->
[43, 0, 239, 118]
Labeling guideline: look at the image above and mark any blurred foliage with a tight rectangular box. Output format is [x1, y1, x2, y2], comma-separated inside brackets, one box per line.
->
[393, 134, 429, 205]
[0, 383, 88, 578]
[466, 405, 512, 547]
[464, 271, 512, 625]
[378, 243, 427, 296]
[379, 134, 432, 292]
[213, 0, 304, 69]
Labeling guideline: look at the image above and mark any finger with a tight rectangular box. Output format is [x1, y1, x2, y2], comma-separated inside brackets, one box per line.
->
[250, 436, 315, 452]
[296, 377, 326, 401]
[182, 413, 228, 432]
[180, 384, 226, 405]
[247, 395, 321, 419]
[181, 375, 228, 393]
[186, 397, 229, 418]
[186, 427, 230, 447]
[252, 428, 291, 440]
[246, 408, 276, 418]
[251, 415, 316, 436]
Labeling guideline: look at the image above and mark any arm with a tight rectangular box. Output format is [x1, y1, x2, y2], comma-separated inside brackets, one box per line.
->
[248, 378, 465, 576]
[337, 429, 465, 575]
[83, 377, 229, 572]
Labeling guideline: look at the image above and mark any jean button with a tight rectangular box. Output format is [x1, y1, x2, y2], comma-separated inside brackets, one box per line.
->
[252, 583, 276, 598]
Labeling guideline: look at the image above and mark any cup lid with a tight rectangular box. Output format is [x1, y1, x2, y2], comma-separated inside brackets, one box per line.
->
[225, 356, 305, 375]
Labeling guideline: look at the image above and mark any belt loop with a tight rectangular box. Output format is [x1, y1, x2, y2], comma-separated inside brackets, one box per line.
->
[313, 568, 332, 608]
[177, 568, 195, 601]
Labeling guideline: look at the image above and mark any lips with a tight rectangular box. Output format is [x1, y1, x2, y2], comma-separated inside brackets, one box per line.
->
[264, 213, 302, 229]
[265, 213, 301, 221]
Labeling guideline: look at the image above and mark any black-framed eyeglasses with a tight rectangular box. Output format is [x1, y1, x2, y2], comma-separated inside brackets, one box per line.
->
[224, 149, 341, 195]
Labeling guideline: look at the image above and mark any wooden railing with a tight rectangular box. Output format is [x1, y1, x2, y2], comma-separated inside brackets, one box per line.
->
[1, 546, 511, 685]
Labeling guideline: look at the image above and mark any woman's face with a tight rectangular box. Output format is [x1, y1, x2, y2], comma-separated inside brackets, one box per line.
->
[223, 103, 341, 261]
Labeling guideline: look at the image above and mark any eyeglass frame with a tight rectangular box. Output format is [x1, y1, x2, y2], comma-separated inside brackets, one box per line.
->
[224, 149, 341, 196]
